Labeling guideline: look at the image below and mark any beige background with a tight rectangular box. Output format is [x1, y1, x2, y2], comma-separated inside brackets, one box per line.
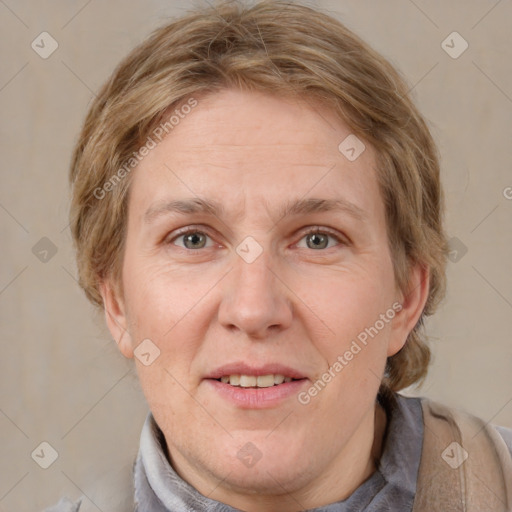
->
[0, 1, 511, 510]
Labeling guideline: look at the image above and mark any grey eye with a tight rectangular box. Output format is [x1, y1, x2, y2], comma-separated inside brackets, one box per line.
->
[305, 232, 329, 250]
[180, 232, 208, 249]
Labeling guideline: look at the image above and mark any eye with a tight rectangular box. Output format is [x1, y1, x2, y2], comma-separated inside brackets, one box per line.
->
[296, 229, 343, 250]
[171, 229, 214, 250]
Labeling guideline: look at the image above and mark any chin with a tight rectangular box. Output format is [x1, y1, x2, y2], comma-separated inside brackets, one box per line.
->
[218, 461, 313, 497]
[207, 436, 316, 494]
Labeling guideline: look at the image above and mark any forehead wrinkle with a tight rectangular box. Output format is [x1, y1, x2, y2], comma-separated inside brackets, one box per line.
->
[188, 142, 301, 147]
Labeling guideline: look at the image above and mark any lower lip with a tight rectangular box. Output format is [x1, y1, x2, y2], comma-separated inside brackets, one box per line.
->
[204, 379, 308, 409]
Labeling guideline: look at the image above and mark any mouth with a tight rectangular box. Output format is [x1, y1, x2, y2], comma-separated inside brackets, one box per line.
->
[204, 363, 308, 408]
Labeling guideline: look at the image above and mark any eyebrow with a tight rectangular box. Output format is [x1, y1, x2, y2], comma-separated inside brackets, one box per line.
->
[278, 197, 366, 222]
[144, 198, 225, 223]
[144, 197, 366, 224]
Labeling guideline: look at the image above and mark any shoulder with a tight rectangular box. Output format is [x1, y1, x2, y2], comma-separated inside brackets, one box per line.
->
[418, 396, 512, 450]
[390, 393, 512, 471]
[417, 396, 512, 447]
[411, 395, 512, 510]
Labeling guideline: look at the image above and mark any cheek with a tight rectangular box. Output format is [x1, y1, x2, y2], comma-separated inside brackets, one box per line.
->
[300, 265, 396, 402]
[120, 260, 187, 383]
[123, 253, 200, 332]
[121, 254, 221, 384]
[309, 268, 395, 340]
[302, 280, 393, 421]
[124, 261, 205, 422]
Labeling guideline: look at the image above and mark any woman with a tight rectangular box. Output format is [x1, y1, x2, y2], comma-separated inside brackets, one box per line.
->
[49, 1, 512, 510]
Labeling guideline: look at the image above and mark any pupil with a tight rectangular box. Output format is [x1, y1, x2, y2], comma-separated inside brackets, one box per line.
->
[308, 233, 327, 249]
[185, 232, 205, 249]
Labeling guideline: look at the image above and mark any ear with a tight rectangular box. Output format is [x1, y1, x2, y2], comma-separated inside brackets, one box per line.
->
[99, 279, 134, 359]
[388, 263, 430, 357]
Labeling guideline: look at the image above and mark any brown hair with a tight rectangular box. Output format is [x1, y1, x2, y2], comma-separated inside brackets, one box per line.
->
[69, 0, 448, 391]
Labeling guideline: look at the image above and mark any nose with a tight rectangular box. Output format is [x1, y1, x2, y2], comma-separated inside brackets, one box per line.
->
[217, 248, 293, 339]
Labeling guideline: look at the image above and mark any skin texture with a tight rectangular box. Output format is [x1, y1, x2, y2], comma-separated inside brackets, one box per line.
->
[101, 89, 429, 512]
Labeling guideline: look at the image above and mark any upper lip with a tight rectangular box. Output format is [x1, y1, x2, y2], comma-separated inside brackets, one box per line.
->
[205, 362, 307, 380]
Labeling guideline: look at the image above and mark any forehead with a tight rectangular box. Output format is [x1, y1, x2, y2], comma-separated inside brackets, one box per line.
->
[128, 89, 383, 224]
[160, 90, 354, 159]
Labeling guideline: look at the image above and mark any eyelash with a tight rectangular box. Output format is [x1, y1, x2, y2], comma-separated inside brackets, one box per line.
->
[167, 225, 347, 251]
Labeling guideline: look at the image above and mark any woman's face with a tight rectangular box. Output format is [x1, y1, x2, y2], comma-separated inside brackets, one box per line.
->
[102, 89, 426, 510]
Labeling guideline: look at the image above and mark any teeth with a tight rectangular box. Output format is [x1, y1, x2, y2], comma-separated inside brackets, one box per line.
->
[240, 375, 257, 387]
[257, 375, 275, 388]
[274, 374, 285, 385]
[219, 374, 295, 387]
[229, 374, 240, 386]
